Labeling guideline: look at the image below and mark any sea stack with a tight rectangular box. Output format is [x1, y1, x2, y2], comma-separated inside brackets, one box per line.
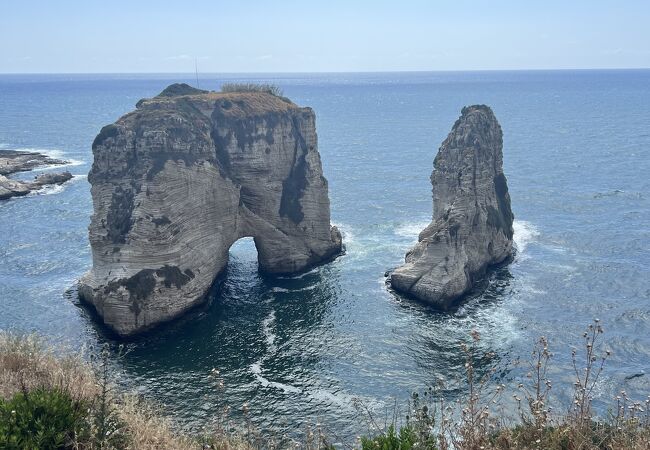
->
[79, 84, 342, 336]
[390, 105, 514, 309]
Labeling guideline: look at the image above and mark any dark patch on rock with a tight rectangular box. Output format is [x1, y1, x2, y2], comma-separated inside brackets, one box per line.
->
[146, 153, 200, 181]
[232, 119, 258, 151]
[92, 124, 119, 150]
[157, 83, 208, 98]
[279, 117, 309, 223]
[211, 107, 280, 152]
[106, 186, 135, 244]
[449, 221, 461, 240]
[155, 265, 192, 289]
[279, 145, 308, 223]
[493, 173, 514, 239]
[152, 216, 171, 226]
[211, 128, 232, 172]
[105, 269, 156, 301]
[104, 265, 192, 302]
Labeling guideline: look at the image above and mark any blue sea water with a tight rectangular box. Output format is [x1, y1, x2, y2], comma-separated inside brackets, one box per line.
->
[0, 71, 649, 442]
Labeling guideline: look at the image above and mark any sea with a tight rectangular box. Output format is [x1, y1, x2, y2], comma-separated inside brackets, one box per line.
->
[0, 70, 649, 443]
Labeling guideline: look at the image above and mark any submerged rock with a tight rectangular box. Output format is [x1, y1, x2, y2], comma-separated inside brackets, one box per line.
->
[0, 150, 72, 200]
[79, 85, 343, 336]
[390, 105, 514, 309]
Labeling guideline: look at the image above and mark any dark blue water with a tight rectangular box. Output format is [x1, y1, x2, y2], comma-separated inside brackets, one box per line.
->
[1, 71, 649, 442]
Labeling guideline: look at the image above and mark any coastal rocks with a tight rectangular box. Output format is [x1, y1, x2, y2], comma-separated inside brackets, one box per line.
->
[390, 105, 514, 309]
[0, 150, 73, 200]
[79, 84, 342, 336]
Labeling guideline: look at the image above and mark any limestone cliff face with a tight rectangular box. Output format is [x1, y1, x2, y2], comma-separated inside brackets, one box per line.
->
[79, 85, 342, 336]
[390, 105, 513, 309]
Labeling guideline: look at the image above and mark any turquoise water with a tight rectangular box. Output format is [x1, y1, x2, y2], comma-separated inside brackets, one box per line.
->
[1, 71, 649, 441]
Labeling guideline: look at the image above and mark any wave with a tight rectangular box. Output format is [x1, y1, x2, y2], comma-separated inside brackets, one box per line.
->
[2, 146, 84, 170]
[276, 266, 320, 280]
[512, 220, 539, 255]
[307, 387, 367, 409]
[26, 173, 86, 198]
[332, 222, 354, 245]
[249, 362, 301, 394]
[27, 184, 67, 197]
[270, 287, 290, 293]
[261, 310, 277, 353]
[37, 148, 85, 170]
[271, 284, 318, 293]
[296, 284, 317, 291]
[394, 221, 429, 238]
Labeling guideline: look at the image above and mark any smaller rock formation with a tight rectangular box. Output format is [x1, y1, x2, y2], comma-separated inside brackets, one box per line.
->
[0, 150, 73, 200]
[390, 105, 514, 309]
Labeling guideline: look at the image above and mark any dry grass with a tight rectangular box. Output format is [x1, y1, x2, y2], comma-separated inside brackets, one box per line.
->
[0, 333, 97, 402]
[0, 332, 254, 450]
[220, 83, 284, 97]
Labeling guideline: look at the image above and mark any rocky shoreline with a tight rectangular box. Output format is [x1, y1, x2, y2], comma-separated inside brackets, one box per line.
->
[0, 150, 73, 200]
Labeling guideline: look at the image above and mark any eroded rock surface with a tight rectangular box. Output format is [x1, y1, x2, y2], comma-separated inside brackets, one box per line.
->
[79, 85, 342, 336]
[390, 105, 514, 309]
[0, 150, 72, 200]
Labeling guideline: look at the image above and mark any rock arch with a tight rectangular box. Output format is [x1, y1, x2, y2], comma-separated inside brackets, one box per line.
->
[79, 85, 342, 337]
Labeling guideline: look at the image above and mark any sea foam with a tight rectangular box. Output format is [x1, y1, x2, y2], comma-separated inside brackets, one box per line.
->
[512, 220, 540, 255]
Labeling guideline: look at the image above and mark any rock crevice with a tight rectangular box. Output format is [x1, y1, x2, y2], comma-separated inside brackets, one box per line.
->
[390, 105, 514, 308]
[79, 86, 342, 336]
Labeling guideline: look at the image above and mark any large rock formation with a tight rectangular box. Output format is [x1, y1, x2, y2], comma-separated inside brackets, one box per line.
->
[390, 105, 513, 309]
[0, 150, 72, 200]
[79, 84, 342, 336]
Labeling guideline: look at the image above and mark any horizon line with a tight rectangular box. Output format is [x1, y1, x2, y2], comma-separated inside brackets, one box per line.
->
[1, 67, 649, 76]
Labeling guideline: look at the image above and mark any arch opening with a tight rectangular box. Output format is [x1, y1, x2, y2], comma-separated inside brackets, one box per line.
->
[228, 236, 259, 270]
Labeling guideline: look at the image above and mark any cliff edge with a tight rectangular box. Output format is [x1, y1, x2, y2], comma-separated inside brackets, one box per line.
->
[79, 84, 342, 336]
[390, 105, 514, 309]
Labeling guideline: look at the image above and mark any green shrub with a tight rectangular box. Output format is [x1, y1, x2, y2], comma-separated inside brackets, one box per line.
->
[360, 424, 421, 450]
[0, 387, 88, 449]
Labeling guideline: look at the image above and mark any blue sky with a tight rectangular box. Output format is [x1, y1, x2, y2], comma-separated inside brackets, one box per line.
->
[1, 0, 649, 73]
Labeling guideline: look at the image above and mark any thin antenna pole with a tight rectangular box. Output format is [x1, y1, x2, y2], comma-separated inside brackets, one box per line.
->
[195, 58, 200, 89]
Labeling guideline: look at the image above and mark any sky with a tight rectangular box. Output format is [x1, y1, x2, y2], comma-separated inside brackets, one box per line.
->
[1, 0, 649, 73]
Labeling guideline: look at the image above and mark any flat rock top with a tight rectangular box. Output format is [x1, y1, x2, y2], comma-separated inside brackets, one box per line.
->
[135, 89, 302, 120]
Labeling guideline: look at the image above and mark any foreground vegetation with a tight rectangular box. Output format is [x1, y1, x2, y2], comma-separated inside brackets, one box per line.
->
[0, 333, 253, 449]
[359, 322, 649, 450]
[1, 322, 648, 449]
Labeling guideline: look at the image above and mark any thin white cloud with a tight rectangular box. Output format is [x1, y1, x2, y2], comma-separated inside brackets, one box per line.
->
[164, 54, 192, 61]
